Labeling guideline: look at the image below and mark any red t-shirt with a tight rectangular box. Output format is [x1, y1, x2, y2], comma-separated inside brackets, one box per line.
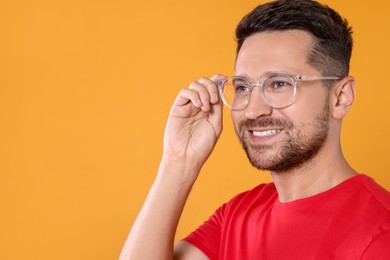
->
[184, 174, 390, 259]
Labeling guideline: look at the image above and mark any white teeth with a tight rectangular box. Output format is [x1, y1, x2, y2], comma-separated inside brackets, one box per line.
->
[252, 129, 281, 137]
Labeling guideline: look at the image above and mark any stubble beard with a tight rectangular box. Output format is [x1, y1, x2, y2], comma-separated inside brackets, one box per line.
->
[238, 105, 329, 173]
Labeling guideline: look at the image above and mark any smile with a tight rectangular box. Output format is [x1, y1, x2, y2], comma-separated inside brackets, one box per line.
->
[252, 129, 282, 137]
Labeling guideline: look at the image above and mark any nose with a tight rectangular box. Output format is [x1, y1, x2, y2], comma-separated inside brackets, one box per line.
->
[245, 86, 273, 119]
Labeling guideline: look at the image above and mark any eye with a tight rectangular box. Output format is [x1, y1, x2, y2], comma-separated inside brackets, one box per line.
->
[265, 75, 294, 93]
[234, 84, 251, 93]
[232, 79, 251, 93]
[271, 80, 292, 89]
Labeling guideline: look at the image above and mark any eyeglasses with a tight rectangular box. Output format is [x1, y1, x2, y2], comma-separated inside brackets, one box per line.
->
[216, 73, 341, 110]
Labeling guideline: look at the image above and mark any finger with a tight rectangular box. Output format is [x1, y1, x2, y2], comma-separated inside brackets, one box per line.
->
[173, 88, 203, 108]
[197, 77, 220, 105]
[188, 80, 212, 112]
[211, 74, 227, 82]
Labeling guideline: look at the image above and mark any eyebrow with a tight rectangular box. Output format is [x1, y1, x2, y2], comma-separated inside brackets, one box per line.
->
[234, 71, 294, 79]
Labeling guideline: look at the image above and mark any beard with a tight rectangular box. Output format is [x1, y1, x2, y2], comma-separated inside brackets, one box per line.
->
[237, 104, 329, 173]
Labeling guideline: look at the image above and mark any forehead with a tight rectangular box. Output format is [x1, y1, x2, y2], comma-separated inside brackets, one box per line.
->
[235, 30, 317, 78]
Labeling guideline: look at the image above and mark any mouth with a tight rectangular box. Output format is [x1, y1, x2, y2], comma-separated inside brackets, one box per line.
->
[251, 129, 282, 137]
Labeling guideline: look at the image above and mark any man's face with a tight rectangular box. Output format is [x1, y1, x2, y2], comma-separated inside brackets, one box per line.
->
[232, 30, 331, 173]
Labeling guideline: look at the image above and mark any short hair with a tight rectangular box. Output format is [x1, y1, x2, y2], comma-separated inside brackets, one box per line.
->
[235, 0, 353, 77]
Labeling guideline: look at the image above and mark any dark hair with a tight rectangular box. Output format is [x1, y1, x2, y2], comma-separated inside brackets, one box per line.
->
[235, 0, 353, 77]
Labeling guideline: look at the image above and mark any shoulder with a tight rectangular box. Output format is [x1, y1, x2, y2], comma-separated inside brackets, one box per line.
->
[182, 183, 277, 259]
[359, 174, 390, 212]
[358, 175, 390, 254]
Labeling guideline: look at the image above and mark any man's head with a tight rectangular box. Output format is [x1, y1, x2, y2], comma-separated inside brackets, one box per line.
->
[230, 0, 356, 173]
[235, 0, 353, 78]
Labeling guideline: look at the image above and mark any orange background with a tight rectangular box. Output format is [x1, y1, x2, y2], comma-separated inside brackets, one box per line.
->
[1, 1, 389, 259]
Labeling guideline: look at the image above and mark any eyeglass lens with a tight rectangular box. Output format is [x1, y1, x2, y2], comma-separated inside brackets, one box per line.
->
[220, 75, 296, 109]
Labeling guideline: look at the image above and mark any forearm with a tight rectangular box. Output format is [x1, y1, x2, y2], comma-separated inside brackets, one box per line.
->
[119, 161, 199, 260]
[120, 76, 222, 259]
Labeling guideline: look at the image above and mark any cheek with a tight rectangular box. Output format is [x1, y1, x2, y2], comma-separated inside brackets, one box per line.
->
[291, 89, 329, 122]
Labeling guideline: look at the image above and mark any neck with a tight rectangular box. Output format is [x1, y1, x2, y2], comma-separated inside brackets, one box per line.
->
[270, 141, 357, 203]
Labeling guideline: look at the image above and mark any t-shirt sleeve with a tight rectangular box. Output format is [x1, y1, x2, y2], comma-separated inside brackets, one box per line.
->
[183, 203, 227, 260]
[361, 229, 390, 259]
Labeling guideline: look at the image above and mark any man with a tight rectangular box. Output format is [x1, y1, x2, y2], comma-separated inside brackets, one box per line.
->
[120, 0, 390, 259]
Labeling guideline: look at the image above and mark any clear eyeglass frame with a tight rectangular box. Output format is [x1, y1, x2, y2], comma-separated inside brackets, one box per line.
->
[216, 73, 342, 110]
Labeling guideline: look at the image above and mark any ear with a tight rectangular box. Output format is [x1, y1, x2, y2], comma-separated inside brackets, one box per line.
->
[329, 76, 356, 119]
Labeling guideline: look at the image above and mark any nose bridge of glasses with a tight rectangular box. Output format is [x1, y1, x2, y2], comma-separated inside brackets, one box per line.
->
[248, 81, 264, 100]
[250, 81, 262, 89]
[244, 82, 273, 117]
[248, 81, 268, 105]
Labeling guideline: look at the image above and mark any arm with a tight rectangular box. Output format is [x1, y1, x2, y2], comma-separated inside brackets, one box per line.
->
[119, 76, 223, 260]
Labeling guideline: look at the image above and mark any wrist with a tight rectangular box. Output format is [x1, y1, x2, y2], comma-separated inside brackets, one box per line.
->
[158, 156, 202, 186]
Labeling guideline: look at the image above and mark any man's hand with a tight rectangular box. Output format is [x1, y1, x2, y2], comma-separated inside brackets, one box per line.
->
[162, 75, 224, 177]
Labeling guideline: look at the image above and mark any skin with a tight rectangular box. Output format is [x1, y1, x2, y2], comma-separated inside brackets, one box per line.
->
[119, 30, 357, 260]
